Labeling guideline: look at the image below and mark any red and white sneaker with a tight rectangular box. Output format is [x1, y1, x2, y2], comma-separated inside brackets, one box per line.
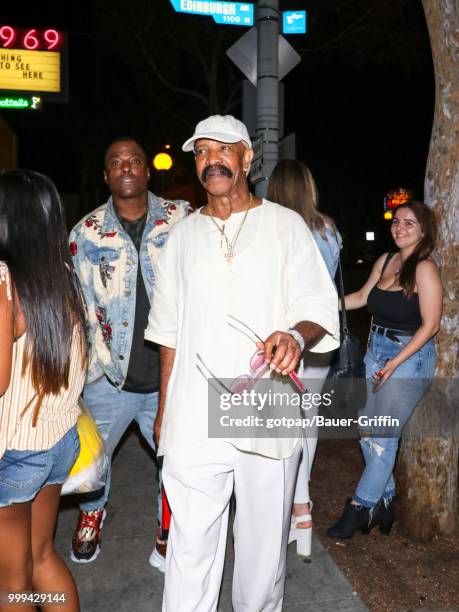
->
[149, 529, 167, 573]
[71, 508, 106, 563]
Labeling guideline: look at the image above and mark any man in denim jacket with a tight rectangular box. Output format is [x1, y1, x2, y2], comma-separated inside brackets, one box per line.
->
[69, 137, 190, 567]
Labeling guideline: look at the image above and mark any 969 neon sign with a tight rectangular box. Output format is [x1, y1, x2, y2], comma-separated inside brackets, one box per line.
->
[0, 25, 68, 102]
[0, 25, 63, 51]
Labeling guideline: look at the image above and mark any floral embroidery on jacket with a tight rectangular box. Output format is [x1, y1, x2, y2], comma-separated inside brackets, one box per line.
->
[0, 261, 12, 301]
[159, 200, 192, 223]
[69, 194, 190, 385]
[99, 258, 115, 288]
[85, 215, 118, 239]
[70, 242, 78, 256]
[95, 306, 113, 347]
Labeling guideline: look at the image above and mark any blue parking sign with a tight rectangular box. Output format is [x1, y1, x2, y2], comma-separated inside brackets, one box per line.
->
[282, 11, 307, 35]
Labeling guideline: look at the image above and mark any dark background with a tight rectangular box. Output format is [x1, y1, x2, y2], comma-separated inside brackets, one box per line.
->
[0, 0, 434, 259]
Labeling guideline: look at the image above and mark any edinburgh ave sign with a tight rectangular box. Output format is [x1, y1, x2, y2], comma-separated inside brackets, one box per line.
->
[169, 0, 254, 26]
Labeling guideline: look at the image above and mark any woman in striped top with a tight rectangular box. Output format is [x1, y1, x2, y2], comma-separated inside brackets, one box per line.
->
[0, 170, 87, 611]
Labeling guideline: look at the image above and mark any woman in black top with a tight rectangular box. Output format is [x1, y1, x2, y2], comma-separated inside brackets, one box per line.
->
[327, 201, 443, 539]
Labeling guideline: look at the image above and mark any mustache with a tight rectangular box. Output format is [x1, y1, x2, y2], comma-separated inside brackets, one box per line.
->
[201, 164, 233, 182]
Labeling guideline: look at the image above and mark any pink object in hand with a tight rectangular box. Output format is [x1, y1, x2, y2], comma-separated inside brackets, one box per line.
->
[230, 349, 270, 394]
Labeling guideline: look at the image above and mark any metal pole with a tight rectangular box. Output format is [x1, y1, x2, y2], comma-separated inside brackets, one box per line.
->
[255, 0, 279, 198]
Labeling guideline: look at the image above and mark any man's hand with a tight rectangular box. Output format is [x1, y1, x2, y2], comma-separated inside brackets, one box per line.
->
[257, 331, 301, 375]
[256, 322, 326, 377]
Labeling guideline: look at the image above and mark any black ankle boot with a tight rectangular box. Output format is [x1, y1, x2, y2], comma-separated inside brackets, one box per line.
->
[372, 498, 394, 535]
[326, 498, 371, 539]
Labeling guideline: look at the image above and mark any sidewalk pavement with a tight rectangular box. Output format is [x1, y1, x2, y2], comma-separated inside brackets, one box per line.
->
[55, 429, 368, 612]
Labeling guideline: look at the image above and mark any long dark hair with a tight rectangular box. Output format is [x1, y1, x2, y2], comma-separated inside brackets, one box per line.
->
[0, 170, 87, 414]
[267, 159, 336, 239]
[395, 200, 437, 297]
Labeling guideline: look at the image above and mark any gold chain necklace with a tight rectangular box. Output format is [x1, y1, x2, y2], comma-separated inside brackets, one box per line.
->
[207, 193, 253, 263]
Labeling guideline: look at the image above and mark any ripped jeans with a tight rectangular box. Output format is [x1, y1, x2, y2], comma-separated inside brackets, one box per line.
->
[353, 331, 435, 508]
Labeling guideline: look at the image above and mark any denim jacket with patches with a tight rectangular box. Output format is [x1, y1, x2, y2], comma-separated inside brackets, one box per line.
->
[69, 192, 190, 388]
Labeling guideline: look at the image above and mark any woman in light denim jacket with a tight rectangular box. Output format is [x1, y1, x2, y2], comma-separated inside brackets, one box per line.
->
[268, 159, 342, 556]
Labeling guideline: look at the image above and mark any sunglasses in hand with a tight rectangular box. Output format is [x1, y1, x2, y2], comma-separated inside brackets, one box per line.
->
[196, 315, 305, 395]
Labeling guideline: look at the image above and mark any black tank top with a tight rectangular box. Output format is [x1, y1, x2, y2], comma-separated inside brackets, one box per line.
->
[367, 253, 422, 331]
[367, 287, 421, 331]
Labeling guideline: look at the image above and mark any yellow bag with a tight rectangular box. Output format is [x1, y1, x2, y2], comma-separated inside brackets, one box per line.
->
[61, 399, 108, 495]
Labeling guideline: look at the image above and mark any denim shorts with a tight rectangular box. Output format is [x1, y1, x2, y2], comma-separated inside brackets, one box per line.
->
[0, 425, 80, 507]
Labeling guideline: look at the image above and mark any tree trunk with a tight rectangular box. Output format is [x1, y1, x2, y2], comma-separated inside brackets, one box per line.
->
[395, 0, 459, 540]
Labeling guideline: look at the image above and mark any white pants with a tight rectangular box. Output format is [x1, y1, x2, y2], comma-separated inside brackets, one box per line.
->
[293, 352, 333, 504]
[162, 440, 300, 612]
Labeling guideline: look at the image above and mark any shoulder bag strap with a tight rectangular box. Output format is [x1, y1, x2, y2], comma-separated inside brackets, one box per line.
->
[330, 228, 348, 333]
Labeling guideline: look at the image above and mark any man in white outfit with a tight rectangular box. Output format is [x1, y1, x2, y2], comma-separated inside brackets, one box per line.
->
[145, 115, 339, 611]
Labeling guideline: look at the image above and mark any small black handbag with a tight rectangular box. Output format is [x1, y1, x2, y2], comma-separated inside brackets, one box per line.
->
[323, 237, 366, 410]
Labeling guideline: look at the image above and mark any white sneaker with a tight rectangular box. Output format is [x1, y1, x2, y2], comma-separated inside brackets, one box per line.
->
[149, 547, 166, 573]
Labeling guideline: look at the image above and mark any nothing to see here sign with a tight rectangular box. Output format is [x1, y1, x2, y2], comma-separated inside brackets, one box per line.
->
[0, 49, 60, 93]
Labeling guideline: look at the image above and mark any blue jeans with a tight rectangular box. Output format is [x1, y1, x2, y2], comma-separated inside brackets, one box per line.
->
[0, 426, 80, 507]
[354, 331, 435, 508]
[80, 376, 160, 518]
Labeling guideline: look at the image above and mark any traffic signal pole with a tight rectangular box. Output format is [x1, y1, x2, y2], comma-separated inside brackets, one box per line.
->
[255, 0, 280, 198]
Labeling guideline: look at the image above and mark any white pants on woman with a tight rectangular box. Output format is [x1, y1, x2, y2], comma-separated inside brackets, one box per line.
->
[293, 352, 334, 504]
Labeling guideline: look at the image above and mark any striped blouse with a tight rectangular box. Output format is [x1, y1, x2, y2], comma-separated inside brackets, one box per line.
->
[0, 262, 86, 459]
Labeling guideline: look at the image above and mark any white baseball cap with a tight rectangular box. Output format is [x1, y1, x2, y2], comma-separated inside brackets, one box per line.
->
[182, 115, 252, 152]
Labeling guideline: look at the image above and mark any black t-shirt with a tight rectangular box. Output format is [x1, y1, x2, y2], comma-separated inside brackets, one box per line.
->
[116, 210, 160, 393]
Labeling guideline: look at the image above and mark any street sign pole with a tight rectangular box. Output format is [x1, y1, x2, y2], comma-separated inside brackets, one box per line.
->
[169, 0, 301, 193]
[255, 0, 279, 197]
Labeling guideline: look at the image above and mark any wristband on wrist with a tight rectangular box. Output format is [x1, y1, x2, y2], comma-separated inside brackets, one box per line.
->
[287, 329, 305, 353]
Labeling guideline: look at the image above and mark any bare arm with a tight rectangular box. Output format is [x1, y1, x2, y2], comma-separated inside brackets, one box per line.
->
[153, 345, 176, 446]
[0, 267, 14, 396]
[295, 321, 326, 350]
[377, 260, 443, 384]
[344, 253, 388, 310]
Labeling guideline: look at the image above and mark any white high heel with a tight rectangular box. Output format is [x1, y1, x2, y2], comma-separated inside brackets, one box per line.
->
[288, 502, 313, 557]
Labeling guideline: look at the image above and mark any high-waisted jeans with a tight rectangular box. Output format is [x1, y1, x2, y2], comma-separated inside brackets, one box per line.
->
[354, 330, 435, 508]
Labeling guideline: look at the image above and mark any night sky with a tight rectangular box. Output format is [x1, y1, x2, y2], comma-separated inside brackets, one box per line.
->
[1, 0, 434, 254]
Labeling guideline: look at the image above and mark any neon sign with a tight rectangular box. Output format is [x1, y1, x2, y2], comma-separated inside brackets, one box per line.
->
[0, 26, 67, 100]
[0, 26, 62, 51]
[384, 188, 411, 211]
[0, 95, 42, 109]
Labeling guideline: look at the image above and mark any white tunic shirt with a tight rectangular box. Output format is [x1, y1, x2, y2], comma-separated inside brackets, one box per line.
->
[145, 200, 339, 458]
